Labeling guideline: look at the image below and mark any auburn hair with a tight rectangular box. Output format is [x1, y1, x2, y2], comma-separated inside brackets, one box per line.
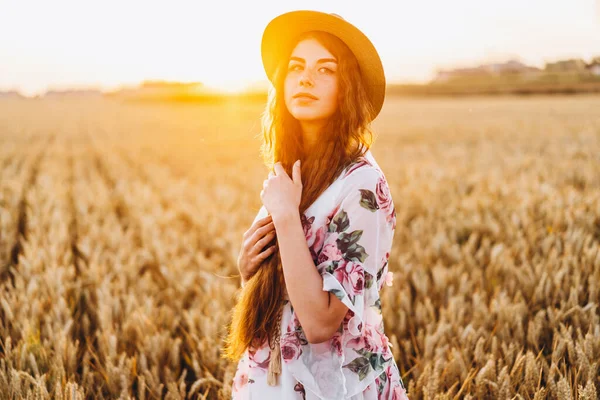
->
[222, 30, 377, 361]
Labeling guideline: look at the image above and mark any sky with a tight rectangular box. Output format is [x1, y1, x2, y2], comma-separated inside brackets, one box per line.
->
[1, 0, 599, 97]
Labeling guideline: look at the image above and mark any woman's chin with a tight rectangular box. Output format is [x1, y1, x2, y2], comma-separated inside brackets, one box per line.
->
[290, 109, 326, 121]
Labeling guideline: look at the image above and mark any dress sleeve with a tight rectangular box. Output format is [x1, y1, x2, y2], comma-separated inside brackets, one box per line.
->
[314, 167, 396, 337]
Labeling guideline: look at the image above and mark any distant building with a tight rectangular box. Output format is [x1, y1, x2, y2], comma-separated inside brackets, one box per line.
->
[433, 59, 541, 82]
[588, 63, 600, 76]
[586, 57, 600, 76]
[545, 58, 588, 72]
[486, 59, 538, 74]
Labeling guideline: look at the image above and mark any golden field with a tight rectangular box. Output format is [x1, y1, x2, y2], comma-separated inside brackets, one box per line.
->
[0, 94, 599, 399]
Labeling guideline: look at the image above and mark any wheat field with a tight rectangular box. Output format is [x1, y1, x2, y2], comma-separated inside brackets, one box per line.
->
[0, 95, 599, 399]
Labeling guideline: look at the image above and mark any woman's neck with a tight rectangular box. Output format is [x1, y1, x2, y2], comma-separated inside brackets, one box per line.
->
[300, 119, 327, 149]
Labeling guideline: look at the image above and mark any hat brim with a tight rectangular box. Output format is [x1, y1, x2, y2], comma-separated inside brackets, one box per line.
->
[261, 10, 386, 121]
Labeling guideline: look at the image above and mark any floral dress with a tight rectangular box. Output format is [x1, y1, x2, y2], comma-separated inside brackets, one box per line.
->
[232, 149, 409, 400]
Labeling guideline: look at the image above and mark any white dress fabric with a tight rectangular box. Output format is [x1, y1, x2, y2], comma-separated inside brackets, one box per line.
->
[231, 149, 409, 400]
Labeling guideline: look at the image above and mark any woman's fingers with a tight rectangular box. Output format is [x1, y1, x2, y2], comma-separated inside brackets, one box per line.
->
[257, 214, 273, 226]
[244, 214, 272, 239]
[254, 221, 275, 238]
[252, 230, 276, 254]
[246, 239, 277, 275]
[254, 242, 278, 263]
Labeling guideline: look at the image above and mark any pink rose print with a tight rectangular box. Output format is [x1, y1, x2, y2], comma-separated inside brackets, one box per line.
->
[310, 204, 343, 262]
[330, 331, 343, 357]
[347, 324, 391, 353]
[376, 175, 395, 226]
[309, 225, 327, 262]
[332, 259, 365, 297]
[318, 242, 342, 264]
[247, 344, 271, 373]
[232, 369, 248, 395]
[317, 234, 343, 264]
[347, 330, 368, 352]
[280, 333, 303, 362]
[375, 175, 392, 211]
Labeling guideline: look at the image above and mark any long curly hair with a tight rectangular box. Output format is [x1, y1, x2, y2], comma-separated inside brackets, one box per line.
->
[222, 30, 378, 361]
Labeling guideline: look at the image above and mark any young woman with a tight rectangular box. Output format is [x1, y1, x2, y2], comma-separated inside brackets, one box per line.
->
[223, 10, 409, 400]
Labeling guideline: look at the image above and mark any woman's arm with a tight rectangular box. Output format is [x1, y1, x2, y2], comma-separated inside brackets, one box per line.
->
[262, 161, 396, 345]
[260, 160, 348, 343]
[273, 211, 349, 343]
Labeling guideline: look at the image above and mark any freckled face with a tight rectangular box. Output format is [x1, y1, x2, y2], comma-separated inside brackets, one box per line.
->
[284, 38, 339, 122]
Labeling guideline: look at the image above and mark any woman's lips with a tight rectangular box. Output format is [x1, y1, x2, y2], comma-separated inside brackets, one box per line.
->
[295, 96, 317, 102]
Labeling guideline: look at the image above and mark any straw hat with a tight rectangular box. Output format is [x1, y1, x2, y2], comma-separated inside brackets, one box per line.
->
[261, 10, 386, 121]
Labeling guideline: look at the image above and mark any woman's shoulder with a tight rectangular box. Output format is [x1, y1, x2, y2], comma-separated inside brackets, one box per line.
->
[333, 149, 397, 231]
[336, 151, 389, 202]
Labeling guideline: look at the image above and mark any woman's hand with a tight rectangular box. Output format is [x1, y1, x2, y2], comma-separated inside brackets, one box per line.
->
[238, 214, 278, 283]
[260, 160, 302, 222]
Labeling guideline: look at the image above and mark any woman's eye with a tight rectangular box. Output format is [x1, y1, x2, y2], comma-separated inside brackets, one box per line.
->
[287, 64, 334, 74]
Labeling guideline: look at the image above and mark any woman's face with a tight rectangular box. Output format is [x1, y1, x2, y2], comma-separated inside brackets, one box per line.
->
[284, 38, 339, 123]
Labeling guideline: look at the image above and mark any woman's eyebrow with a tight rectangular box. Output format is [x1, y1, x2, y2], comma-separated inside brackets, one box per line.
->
[289, 56, 338, 64]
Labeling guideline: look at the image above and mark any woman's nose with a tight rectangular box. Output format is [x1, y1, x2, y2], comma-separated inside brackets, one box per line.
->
[299, 69, 314, 87]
